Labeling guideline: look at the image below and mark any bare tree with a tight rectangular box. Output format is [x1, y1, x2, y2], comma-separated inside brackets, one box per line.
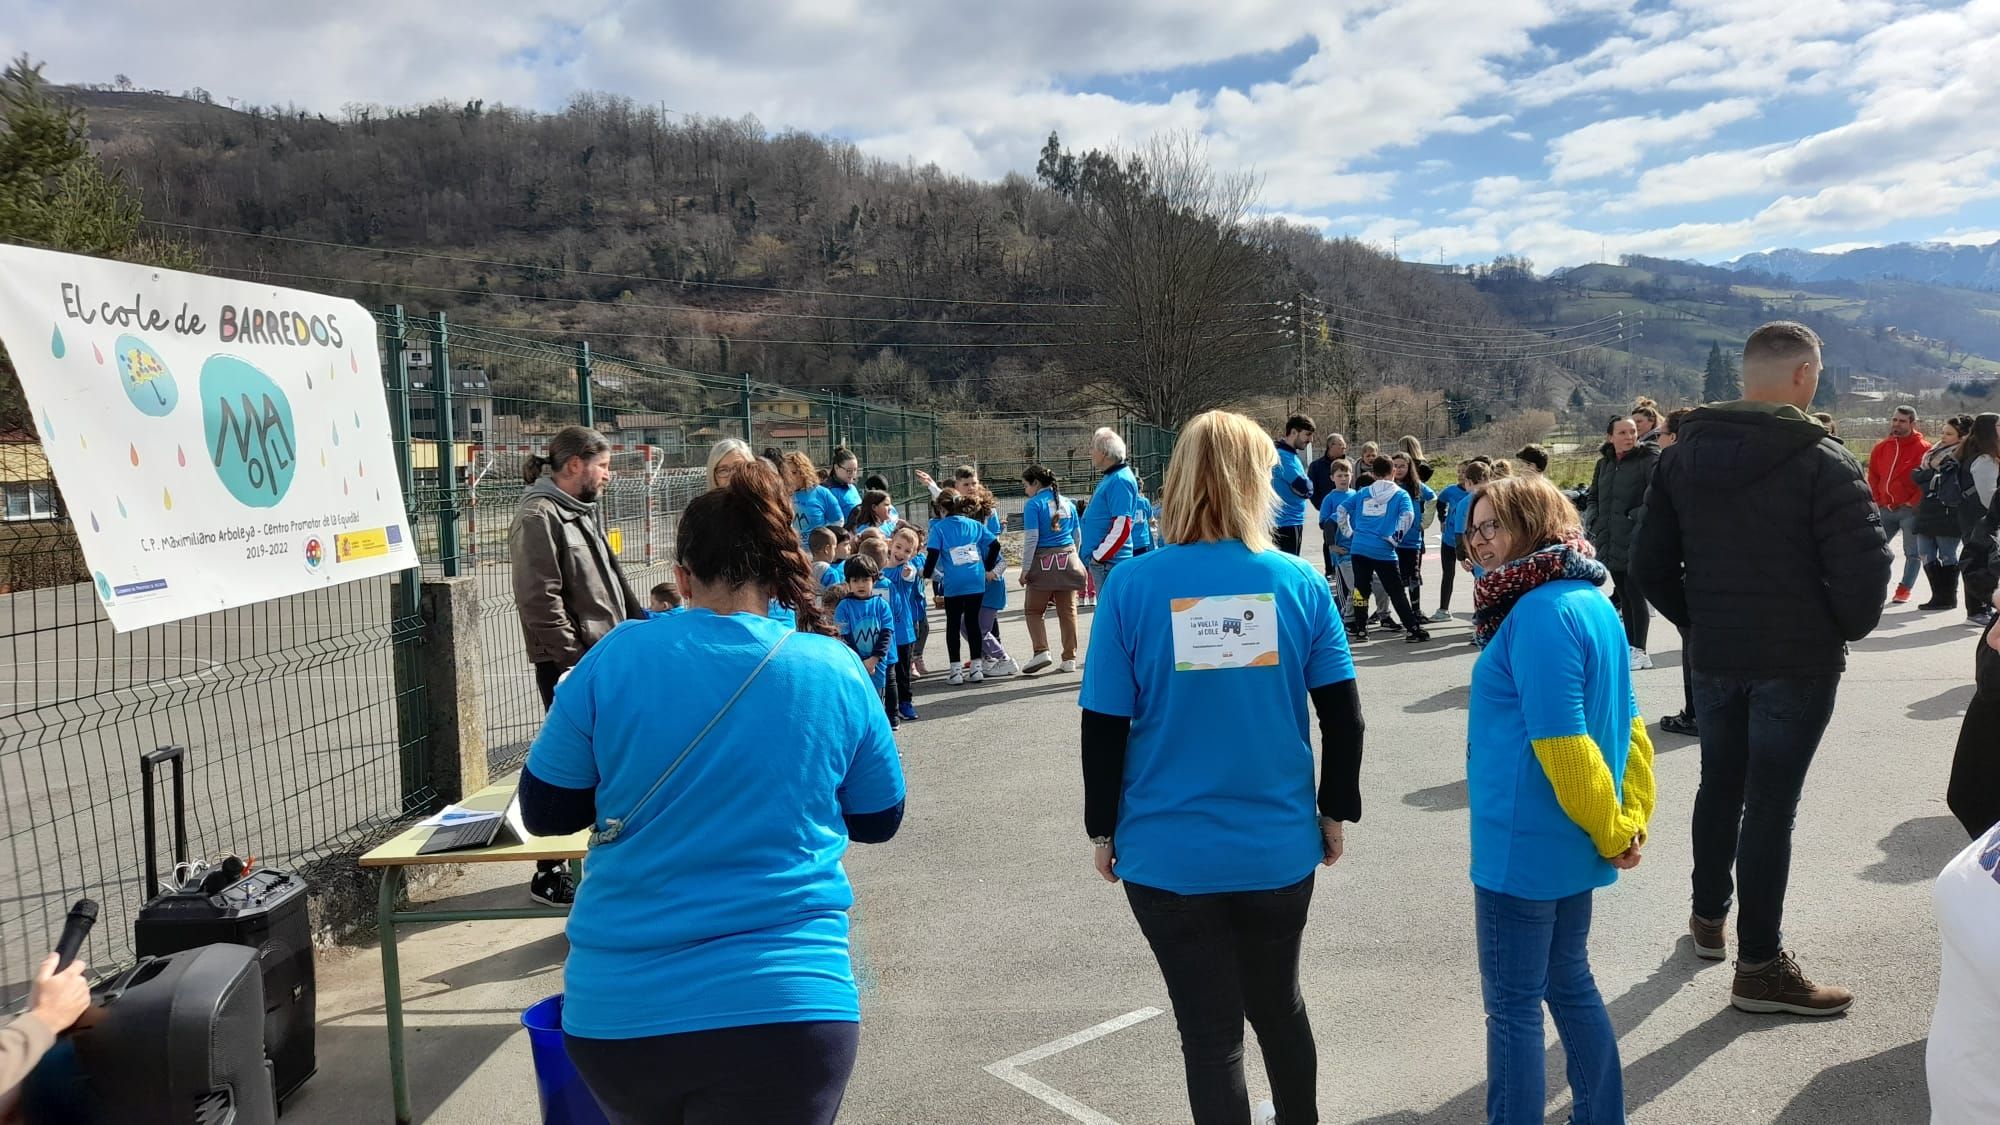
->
[1061, 135, 1286, 427]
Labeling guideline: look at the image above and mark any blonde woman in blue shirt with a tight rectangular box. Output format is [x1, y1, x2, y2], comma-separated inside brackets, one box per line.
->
[1081, 409, 1363, 1125]
[1463, 474, 1656, 1125]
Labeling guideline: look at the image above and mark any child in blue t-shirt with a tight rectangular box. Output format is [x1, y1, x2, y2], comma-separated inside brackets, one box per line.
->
[834, 554, 901, 728]
[1389, 452, 1436, 620]
[966, 487, 1018, 676]
[1317, 459, 1359, 634]
[886, 526, 924, 720]
[1337, 456, 1428, 642]
[1131, 492, 1156, 555]
[924, 488, 1002, 683]
[1434, 462, 1476, 621]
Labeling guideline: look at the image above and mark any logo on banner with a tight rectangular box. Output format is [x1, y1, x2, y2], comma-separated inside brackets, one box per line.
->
[200, 355, 297, 508]
[303, 537, 324, 570]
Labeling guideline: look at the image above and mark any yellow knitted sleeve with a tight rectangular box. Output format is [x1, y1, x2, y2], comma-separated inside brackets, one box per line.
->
[1530, 734, 1644, 858]
[1621, 717, 1657, 846]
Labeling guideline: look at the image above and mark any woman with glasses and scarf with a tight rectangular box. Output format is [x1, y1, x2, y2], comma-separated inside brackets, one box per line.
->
[1463, 474, 1656, 1125]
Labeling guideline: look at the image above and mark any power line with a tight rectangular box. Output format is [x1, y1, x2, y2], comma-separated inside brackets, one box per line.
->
[148, 220, 1111, 310]
[199, 264, 1103, 347]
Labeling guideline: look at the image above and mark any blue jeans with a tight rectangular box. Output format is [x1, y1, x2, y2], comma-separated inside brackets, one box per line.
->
[1916, 533, 1961, 567]
[1475, 887, 1623, 1125]
[1879, 505, 1922, 587]
[1690, 672, 1840, 964]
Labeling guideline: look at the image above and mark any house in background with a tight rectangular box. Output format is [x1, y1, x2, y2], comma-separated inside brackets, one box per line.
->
[404, 349, 494, 444]
[0, 430, 56, 522]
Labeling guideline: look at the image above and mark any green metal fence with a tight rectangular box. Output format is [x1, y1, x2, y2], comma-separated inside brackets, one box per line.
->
[0, 302, 1174, 1003]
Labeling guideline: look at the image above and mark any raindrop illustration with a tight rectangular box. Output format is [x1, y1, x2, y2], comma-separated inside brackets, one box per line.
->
[50, 326, 65, 358]
[129, 443, 140, 467]
[177, 445, 186, 467]
[162, 487, 173, 510]
[353, 411, 361, 429]
[38, 411, 53, 439]
[305, 369, 314, 390]
[350, 352, 358, 373]
[117, 497, 128, 518]
[89, 512, 99, 533]
[320, 450, 327, 468]
[92, 342, 103, 365]
[375, 488, 381, 501]
[358, 462, 365, 478]
[79, 434, 88, 450]
[331, 423, 341, 447]
[342, 479, 349, 496]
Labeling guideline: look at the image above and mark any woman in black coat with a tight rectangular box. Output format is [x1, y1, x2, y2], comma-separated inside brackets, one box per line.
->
[1912, 414, 1972, 610]
[1584, 415, 1661, 669]
[1950, 605, 2000, 837]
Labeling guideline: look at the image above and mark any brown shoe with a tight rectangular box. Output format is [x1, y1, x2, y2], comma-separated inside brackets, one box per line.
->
[1730, 952, 1853, 1016]
[1689, 914, 1727, 961]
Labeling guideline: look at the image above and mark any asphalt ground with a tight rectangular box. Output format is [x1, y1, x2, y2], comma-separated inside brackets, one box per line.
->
[289, 519, 1962, 1123]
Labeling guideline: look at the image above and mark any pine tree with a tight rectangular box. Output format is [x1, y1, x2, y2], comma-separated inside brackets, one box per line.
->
[1568, 384, 1588, 413]
[0, 56, 197, 435]
[1703, 342, 1740, 403]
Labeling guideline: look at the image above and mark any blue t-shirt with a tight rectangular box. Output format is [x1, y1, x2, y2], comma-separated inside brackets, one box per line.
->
[826, 480, 863, 521]
[527, 610, 905, 1038]
[1025, 490, 1078, 550]
[1082, 465, 1141, 564]
[1272, 443, 1310, 528]
[1394, 483, 1437, 549]
[1468, 581, 1637, 901]
[1132, 496, 1155, 552]
[1317, 488, 1356, 551]
[793, 486, 844, 541]
[1339, 482, 1415, 562]
[834, 593, 898, 686]
[1438, 484, 1469, 546]
[1077, 540, 1356, 894]
[884, 563, 920, 646]
[926, 515, 996, 598]
[766, 597, 796, 627]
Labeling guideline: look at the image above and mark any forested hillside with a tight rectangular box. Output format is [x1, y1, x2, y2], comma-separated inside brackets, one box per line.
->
[62, 84, 1625, 429]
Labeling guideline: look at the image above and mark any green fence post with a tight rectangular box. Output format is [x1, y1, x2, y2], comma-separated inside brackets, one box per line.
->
[899, 409, 911, 500]
[432, 313, 460, 577]
[739, 374, 754, 443]
[857, 402, 869, 471]
[382, 305, 427, 806]
[576, 341, 595, 427]
[930, 412, 940, 476]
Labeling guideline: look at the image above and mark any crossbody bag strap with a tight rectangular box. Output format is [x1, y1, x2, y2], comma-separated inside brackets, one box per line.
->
[590, 631, 791, 847]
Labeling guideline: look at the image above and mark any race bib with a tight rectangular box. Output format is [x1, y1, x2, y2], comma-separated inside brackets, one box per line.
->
[1170, 594, 1280, 671]
[949, 544, 979, 567]
[1361, 493, 1389, 517]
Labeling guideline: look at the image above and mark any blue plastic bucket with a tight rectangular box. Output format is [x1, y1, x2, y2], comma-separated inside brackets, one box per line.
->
[521, 995, 610, 1125]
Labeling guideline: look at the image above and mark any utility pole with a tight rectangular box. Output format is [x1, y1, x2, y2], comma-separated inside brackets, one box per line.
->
[1295, 292, 1308, 414]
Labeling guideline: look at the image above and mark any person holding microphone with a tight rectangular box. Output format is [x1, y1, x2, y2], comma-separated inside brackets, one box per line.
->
[0, 951, 92, 1111]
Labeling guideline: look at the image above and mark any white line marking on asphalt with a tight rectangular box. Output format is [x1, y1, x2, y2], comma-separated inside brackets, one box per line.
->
[983, 1007, 1163, 1125]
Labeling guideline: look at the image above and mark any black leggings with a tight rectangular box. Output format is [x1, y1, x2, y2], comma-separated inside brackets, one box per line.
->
[1125, 874, 1318, 1125]
[1396, 546, 1423, 614]
[893, 643, 914, 707]
[567, 1020, 860, 1125]
[1608, 568, 1650, 650]
[943, 594, 984, 664]
[1353, 555, 1421, 631]
[1438, 543, 1459, 612]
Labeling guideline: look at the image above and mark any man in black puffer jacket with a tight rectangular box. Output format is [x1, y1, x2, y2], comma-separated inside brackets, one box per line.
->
[1633, 320, 1890, 1021]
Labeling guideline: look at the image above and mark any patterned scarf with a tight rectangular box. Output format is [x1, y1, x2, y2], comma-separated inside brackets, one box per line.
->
[1471, 538, 1607, 648]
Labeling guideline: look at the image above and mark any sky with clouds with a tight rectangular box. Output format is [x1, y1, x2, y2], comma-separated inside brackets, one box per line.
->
[9, 0, 2000, 269]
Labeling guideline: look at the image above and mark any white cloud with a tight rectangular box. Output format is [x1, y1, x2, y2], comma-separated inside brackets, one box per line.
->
[1546, 96, 1759, 181]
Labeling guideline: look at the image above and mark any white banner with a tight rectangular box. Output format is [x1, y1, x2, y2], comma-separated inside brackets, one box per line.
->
[0, 244, 418, 631]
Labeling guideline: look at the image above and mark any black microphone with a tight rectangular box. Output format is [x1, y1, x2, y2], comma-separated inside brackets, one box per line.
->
[53, 899, 97, 971]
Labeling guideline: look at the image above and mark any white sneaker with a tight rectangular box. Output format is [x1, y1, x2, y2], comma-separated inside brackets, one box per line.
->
[1253, 1100, 1277, 1125]
[1059, 659, 1077, 673]
[970, 666, 986, 683]
[1629, 647, 1653, 671]
[946, 667, 964, 686]
[988, 657, 1019, 677]
[1023, 651, 1055, 674]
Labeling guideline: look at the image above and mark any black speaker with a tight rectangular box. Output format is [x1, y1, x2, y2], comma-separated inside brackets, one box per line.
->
[133, 746, 317, 1105]
[39, 943, 279, 1125]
